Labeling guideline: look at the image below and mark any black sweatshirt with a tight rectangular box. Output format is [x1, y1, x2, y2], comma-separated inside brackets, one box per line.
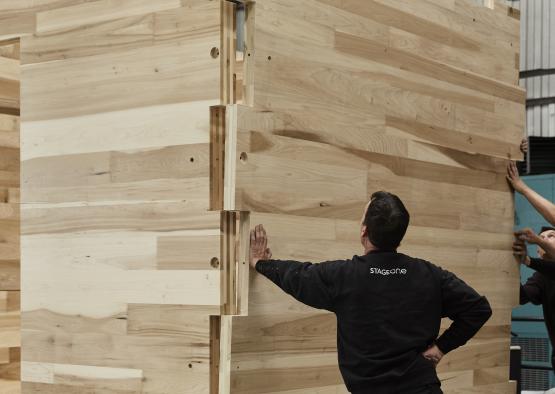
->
[255, 251, 492, 393]
[529, 258, 555, 280]
[520, 264, 555, 370]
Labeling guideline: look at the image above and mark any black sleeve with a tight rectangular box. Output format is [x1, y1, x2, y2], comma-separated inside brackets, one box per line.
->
[434, 268, 492, 355]
[520, 272, 544, 305]
[255, 259, 341, 312]
[529, 258, 555, 280]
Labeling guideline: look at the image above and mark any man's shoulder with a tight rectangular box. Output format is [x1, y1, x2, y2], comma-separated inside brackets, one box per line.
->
[396, 253, 445, 275]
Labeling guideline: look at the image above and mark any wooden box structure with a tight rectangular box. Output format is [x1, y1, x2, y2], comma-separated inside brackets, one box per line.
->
[0, 0, 524, 393]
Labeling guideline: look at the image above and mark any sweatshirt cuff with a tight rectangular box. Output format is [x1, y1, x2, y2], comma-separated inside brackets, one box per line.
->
[434, 337, 455, 355]
[254, 259, 272, 274]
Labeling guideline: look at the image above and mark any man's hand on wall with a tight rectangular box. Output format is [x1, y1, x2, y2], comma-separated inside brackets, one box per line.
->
[512, 236, 531, 266]
[249, 224, 272, 269]
[506, 161, 527, 194]
[520, 138, 528, 155]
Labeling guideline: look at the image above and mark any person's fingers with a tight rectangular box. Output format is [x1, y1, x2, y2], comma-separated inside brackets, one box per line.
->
[256, 224, 262, 241]
[508, 161, 517, 177]
[250, 229, 255, 243]
[266, 248, 272, 259]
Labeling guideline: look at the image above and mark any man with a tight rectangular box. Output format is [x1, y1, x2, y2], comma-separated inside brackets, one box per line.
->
[514, 227, 555, 279]
[507, 159, 555, 229]
[514, 226, 555, 371]
[506, 154, 555, 277]
[250, 191, 492, 394]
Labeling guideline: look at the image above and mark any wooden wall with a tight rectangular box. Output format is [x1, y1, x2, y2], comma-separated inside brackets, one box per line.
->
[220, 0, 525, 393]
[1, 1, 226, 393]
[0, 0, 526, 393]
[0, 39, 21, 394]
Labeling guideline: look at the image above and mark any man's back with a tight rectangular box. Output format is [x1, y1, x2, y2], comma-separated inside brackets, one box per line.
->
[255, 251, 492, 393]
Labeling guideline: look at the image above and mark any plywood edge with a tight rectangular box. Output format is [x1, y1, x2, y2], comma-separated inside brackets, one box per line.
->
[210, 105, 227, 211]
[223, 105, 238, 211]
[220, 210, 250, 316]
[221, 0, 237, 105]
[242, 1, 256, 106]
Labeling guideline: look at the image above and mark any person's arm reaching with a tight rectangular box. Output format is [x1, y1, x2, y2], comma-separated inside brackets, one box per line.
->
[507, 161, 555, 225]
[513, 233, 555, 280]
[249, 224, 338, 312]
[520, 272, 543, 305]
[434, 268, 492, 355]
[526, 258, 555, 280]
[255, 259, 339, 311]
[515, 228, 555, 261]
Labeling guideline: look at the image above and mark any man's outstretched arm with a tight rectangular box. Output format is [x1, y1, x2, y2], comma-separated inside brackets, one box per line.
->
[250, 224, 338, 312]
[507, 161, 555, 225]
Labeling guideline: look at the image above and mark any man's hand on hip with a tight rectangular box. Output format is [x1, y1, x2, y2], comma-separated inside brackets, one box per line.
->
[249, 224, 272, 269]
[422, 344, 444, 367]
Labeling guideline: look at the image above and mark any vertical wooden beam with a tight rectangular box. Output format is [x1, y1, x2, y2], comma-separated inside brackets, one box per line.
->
[223, 105, 237, 212]
[220, 211, 234, 315]
[210, 105, 226, 211]
[237, 211, 250, 316]
[217, 315, 233, 394]
[209, 316, 221, 394]
[221, 0, 236, 105]
[242, 1, 255, 107]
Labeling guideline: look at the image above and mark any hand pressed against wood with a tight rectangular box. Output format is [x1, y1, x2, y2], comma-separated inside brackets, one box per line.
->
[520, 138, 528, 155]
[249, 224, 272, 269]
[506, 161, 527, 194]
[512, 235, 530, 266]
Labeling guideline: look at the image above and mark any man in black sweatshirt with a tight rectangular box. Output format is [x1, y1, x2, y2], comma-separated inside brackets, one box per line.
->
[514, 226, 555, 280]
[514, 226, 555, 371]
[250, 191, 493, 394]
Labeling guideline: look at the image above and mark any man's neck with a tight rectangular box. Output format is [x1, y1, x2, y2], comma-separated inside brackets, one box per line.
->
[364, 245, 379, 254]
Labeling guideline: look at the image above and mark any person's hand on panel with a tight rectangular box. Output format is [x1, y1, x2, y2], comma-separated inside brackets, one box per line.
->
[506, 161, 527, 194]
[249, 224, 272, 269]
[520, 138, 528, 155]
[512, 236, 530, 266]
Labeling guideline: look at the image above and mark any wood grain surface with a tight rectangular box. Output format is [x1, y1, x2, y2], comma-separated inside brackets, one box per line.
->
[0, 0, 524, 393]
[0, 1, 223, 393]
[221, 0, 524, 393]
[0, 38, 20, 394]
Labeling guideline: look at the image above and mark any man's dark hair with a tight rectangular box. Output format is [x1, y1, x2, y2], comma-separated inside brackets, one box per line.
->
[540, 226, 555, 234]
[364, 191, 410, 251]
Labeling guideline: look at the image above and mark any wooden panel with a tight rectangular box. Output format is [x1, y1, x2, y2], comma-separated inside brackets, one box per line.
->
[5, 1, 224, 393]
[224, 0, 524, 392]
[0, 39, 20, 393]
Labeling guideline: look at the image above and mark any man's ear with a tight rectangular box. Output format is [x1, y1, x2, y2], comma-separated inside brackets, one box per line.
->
[361, 225, 368, 237]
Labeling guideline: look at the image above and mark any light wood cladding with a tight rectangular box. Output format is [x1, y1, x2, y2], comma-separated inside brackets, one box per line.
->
[222, 0, 524, 393]
[0, 0, 524, 393]
[0, 1, 223, 393]
[0, 38, 20, 394]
